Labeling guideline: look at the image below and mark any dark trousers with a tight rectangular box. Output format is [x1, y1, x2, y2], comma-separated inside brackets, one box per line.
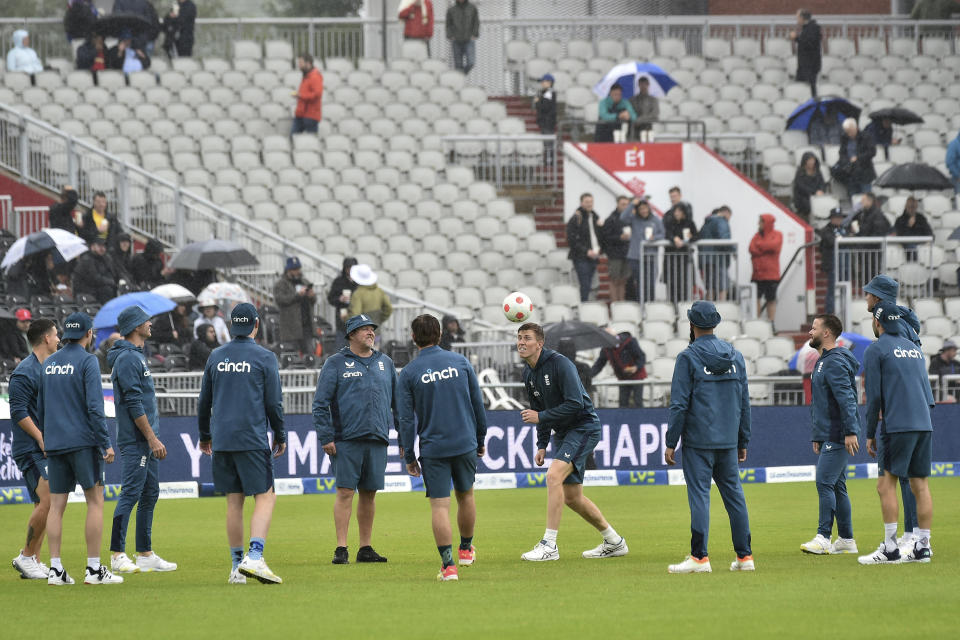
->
[452, 40, 475, 74]
[290, 117, 318, 135]
[619, 382, 643, 408]
[815, 444, 853, 539]
[681, 446, 752, 559]
[111, 445, 160, 553]
[572, 258, 597, 302]
[629, 256, 657, 302]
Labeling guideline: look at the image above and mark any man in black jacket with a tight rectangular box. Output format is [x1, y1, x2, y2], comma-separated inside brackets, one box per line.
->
[80, 191, 124, 251]
[838, 118, 877, 197]
[162, 0, 196, 57]
[72, 237, 117, 303]
[534, 73, 557, 165]
[818, 208, 848, 314]
[446, 0, 479, 74]
[790, 9, 821, 96]
[591, 329, 646, 408]
[600, 196, 631, 302]
[48, 185, 81, 235]
[566, 193, 602, 303]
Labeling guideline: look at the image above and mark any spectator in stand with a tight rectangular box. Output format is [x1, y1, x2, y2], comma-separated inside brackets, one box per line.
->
[49, 261, 74, 298]
[893, 196, 933, 261]
[446, 0, 479, 75]
[864, 117, 899, 161]
[566, 193, 603, 303]
[291, 53, 323, 135]
[72, 237, 117, 304]
[64, 0, 100, 43]
[929, 340, 960, 402]
[0, 309, 33, 364]
[790, 9, 821, 97]
[837, 118, 876, 196]
[749, 214, 783, 326]
[534, 74, 557, 164]
[347, 264, 392, 327]
[5, 253, 50, 300]
[439, 315, 466, 351]
[188, 323, 219, 370]
[591, 327, 647, 408]
[947, 130, 960, 195]
[152, 302, 192, 346]
[557, 337, 594, 398]
[48, 185, 81, 235]
[666, 186, 693, 221]
[107, 32, 151, 73]
[792, 151, 826, 220]
[193, 299, 230, 345]
[273, 256, 316, 354]
[629, 76, 658, 138]
[398, 0, 434, 56]
[6, 30, 44, 75]
[698, 205, 733, 301]
[326, 256, 358, 350]
[131, 238, 171, 289]
[162, 0, 197, 58]
[112, 0, 160, 53]
[96, 332, 122, 374]
[109, 232, 135, 288]
[851, 193, 891, 285]
[80, 191, 123, 251]
[621, 197, 664, 302]
[818, 208, 848, 314]
[595, 84, 636, 143]
[662, 198, 698, 303]
[75, 33, 108, 73]
[600, 196, 631, 302]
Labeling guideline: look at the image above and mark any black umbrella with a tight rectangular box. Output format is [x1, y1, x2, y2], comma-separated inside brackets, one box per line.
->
[95, 13, 160, 42]
[168, 239, 259, 271]
[948, 227, 960, 241]
[869, 107, 924, 125]
[543, 320, 619, 351]
[874, 163, 953, 191]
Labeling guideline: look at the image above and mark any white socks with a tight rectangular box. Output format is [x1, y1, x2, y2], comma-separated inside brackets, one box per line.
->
[543, 529, 558, 546]
[600, 526, 620, 544]
[917, 528, 931, 549]
[51, 557, 63, 570]
[87, 557, 100, 570]
[883, 523, 898, 552]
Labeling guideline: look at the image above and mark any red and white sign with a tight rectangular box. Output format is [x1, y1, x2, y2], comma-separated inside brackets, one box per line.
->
[577, 143, 683, 173]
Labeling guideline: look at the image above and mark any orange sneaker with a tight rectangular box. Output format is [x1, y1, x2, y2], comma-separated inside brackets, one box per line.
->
[437, 565, 459, 581]
[458, 546, 476, 566]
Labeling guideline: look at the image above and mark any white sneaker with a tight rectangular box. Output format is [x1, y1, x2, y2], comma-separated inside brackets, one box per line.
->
[136, 553, 178, 572]
[800, 533, 832, 555]
[47, 566, 75, 586]
[896, 533, 915, 549]
[582, 537, 628, 559]
[830, 538, 858, 554]
[228, 568, 247, 584]
[520, 540, 559, 562]
[857, 543, 901, 565]
[111, 553, 141, 574]
[84, 565, 124, 584]
[730, 556, 755, 571]
[668, 556, 712, 573]
[902, 544, 932, 564]
[35, 557, 49, 574]
[238, 555, 282, 584]
[12, 554, 47, 579]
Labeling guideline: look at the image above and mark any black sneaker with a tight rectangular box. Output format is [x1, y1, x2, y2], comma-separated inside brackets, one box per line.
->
[356, 546, 387, 563]
[332, 546, 349, 565]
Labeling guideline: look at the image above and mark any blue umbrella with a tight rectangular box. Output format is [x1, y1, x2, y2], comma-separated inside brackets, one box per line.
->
[789, 332, 873, 375]
[592, 62, 678, 99]
[94, 292, 176, 330]
[786, 96, 861, 132]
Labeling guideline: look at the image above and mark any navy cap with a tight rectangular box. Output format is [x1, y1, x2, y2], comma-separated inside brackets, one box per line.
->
[686, 300, 721, 329]
[230, 302, 258, 337]
[345, 314, 377, 337]
[540, 73, 555, 83]
[62, 311, 93, 339]
[285, 256, 301, 271]
[863, 274, 899, 304]
[829, 207, 845, 219]
[873, 302, 902, 335]
[117, 305, 151, 336]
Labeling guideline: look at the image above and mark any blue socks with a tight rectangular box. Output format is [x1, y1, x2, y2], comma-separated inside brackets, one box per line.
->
[248, 537, 265, 561]
[459, 536, 473, 551]
[438, 545, 454, 568]
[230, 547, 243, 570]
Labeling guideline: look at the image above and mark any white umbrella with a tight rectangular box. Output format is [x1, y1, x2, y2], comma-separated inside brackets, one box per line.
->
[592, 62, 679, 99]
[151, 283, 196, 303]
[198, 282, 251, 304]
[0, 228, 88, 272]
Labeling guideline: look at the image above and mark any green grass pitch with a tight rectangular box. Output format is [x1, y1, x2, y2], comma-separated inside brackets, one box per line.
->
[1, 479, 956, 639]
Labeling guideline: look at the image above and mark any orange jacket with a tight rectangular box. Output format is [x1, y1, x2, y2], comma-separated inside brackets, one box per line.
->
[295, 67, 323, 121]
[749, 213, 783, 281]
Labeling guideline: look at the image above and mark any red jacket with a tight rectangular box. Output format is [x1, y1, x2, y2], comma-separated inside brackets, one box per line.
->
[399, 0, 434, 39]
[749, 213, 783, 281]
[295, 68, 324, 121]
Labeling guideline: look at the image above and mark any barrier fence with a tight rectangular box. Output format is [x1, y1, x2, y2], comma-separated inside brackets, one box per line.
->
[442, 134, 559, 189]
[635, 239, 740, 304]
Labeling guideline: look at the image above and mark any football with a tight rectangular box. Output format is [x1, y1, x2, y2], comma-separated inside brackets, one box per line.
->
[502, 291, 534, 322]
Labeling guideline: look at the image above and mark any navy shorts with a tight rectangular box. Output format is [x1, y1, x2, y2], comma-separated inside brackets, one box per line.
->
[878, 431, 932, 479]
[755, 279, 779, 302]
[213, 450, 275, 496]
[47, 448, 105, 494]
[553, 427, 601, 485]
[14, 452, 48, 503]
[420, 452, 477, 499]
[333, 439, 387, 491]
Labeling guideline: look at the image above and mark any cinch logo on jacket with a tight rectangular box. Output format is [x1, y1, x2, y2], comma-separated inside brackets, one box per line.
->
[44, 363, 74, 375]
[343, 370, 363, 378]
[893, 347, 923, 359]
[217, 358, 251, 373]
[420, 366, 459, 384]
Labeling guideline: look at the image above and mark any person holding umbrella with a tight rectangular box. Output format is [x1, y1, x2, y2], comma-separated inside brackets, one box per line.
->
[106, 30, 150, 73]
[864, 117, 900, 161]
[595, 84, 636, 143]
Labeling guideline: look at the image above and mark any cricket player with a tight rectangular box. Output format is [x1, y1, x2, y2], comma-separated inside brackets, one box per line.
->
[108, 306, 177, 574]
[863, 274, 923, 552]
[665, 301, 753, 574]
[313, 314, 397, 565]
[38, 312, 121, 585]
[9, 319, 58, 579]
[801, 314, 860, 555]
[198, 303, 286, 584]
[517, 322, 627, 562]
[858, 303, 935, 565]
[397, 315, 487, 581]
